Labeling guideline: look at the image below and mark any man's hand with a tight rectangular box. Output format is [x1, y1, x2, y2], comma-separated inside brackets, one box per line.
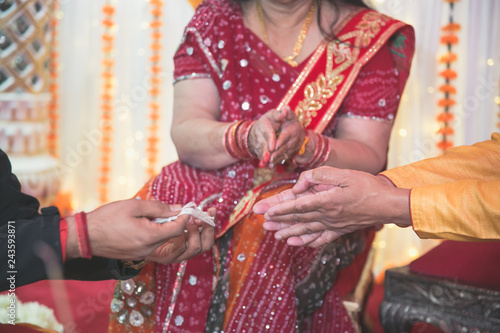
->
[67, 199, 215, 263]
[145, 208, 216, 264]
[253, 167, 411, 247]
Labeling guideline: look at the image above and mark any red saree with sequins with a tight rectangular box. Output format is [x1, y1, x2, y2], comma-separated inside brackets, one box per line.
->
[108, 1, 414, 332]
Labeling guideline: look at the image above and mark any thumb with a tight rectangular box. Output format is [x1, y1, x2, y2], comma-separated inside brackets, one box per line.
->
[132, 199, 181, 219]
[306, 167, 344, 185]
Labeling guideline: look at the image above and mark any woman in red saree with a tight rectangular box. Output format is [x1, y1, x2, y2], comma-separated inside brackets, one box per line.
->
[109, 0, 414, 332]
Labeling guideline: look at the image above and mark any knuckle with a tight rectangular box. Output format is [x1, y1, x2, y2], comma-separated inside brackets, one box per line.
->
[304, 224, 315, 234]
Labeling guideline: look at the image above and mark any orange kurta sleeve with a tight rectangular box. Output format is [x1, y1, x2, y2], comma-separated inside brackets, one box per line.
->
[381, 133, 500, 241]
[410, 180, 500, 241]
[382, 133, 500, 187]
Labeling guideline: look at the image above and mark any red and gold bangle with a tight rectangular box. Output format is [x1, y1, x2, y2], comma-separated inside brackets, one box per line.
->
[74, 212, 92, 259]
[238, 120, 256, 157]
[222, 120, 242, 158]
[222, 120, 256, 160]
[231, 121, 247, 157]
[314, 135, 331, 167]
[305, 131, 323, 167]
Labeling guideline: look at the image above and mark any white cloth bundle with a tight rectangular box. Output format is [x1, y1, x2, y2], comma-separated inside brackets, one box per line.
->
[151, 201, 215, 227]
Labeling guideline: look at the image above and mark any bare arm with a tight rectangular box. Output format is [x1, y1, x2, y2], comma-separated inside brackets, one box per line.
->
[171, 78, 292, 170]
[293, 116, 393, 175]
[326, 117, 393, 174]
[171, 79, 235, 170]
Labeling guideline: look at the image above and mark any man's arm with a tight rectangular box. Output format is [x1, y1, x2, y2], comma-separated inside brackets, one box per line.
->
[1, 149, 67, 291]
[0, 200, 141, 291]
[410, 179, 500, 241]
[1, 149, 215, 291]
[254, 166, 500, 246]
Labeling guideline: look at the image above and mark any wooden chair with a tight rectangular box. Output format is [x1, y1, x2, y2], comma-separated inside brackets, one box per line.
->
[380, 241, 500, 333]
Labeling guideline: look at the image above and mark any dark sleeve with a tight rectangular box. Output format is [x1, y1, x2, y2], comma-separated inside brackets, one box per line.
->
[63, 258, 140, 281]
[0, 150, 139, 292]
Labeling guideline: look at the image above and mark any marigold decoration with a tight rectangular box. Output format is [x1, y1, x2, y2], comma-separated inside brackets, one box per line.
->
[497, 77, 500, 129]
[188, 0, 204, 9]
[436, 0, 460, 153]
[99, 2, 116, 203]
[48, 1, 59, 157]
[146, 0, 163, 177]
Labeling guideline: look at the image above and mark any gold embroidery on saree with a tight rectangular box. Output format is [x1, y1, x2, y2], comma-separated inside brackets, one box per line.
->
[294, 11, 391, 128]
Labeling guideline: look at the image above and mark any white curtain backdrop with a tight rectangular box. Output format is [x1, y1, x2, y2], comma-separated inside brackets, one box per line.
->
[55, 0, 194, 209]
[54, 0, 500, 274]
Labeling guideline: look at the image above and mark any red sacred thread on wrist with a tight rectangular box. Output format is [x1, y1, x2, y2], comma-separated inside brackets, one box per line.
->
[75, 212, 92, 259]
[298, 135, 309, 155]
[295, 131, 331, 168]
[59, 217, 68, 262]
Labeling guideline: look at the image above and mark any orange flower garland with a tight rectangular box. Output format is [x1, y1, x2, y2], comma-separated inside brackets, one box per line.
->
[48, 3, 75, 212]
[497, 77, 500, 129]
[188, 0, 204, 9]
[146, 0, 163, 177]
[436, 0, 461, 153]
[99, 2, 116, 203]
[48, 1, 59, 157]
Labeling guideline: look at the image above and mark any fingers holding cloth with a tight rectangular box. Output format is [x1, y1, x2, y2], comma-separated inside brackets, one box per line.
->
[146, 204, 216, 264]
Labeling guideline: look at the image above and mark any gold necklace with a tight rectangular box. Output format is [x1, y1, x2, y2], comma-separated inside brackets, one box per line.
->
[256, 0, 316, 67]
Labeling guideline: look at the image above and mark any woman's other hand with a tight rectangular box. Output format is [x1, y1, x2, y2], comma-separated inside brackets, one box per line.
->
[248, 108, 288, 168]
[268, 107, 305, 168]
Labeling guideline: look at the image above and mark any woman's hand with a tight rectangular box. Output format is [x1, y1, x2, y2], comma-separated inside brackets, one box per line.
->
[248, 108, 288, 167]
[268, 107, 305, 168]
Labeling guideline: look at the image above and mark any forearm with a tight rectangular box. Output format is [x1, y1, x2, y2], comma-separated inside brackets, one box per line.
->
[370, 175, 412, 226]
[63, 215, 140, 280]
[297, 117, 393, 174]
[324, 137, 387, 174]
[64, 216, 80, 260]
[295, 134, 387, 174]
[172, 118, 237, 169]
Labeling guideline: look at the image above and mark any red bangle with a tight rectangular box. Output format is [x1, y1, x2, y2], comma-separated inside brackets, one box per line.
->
[316, 136, 331, 167]
[240, 120, 256, 157]
[222, 120, 255, 160]
[74, 212, 92, 259]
